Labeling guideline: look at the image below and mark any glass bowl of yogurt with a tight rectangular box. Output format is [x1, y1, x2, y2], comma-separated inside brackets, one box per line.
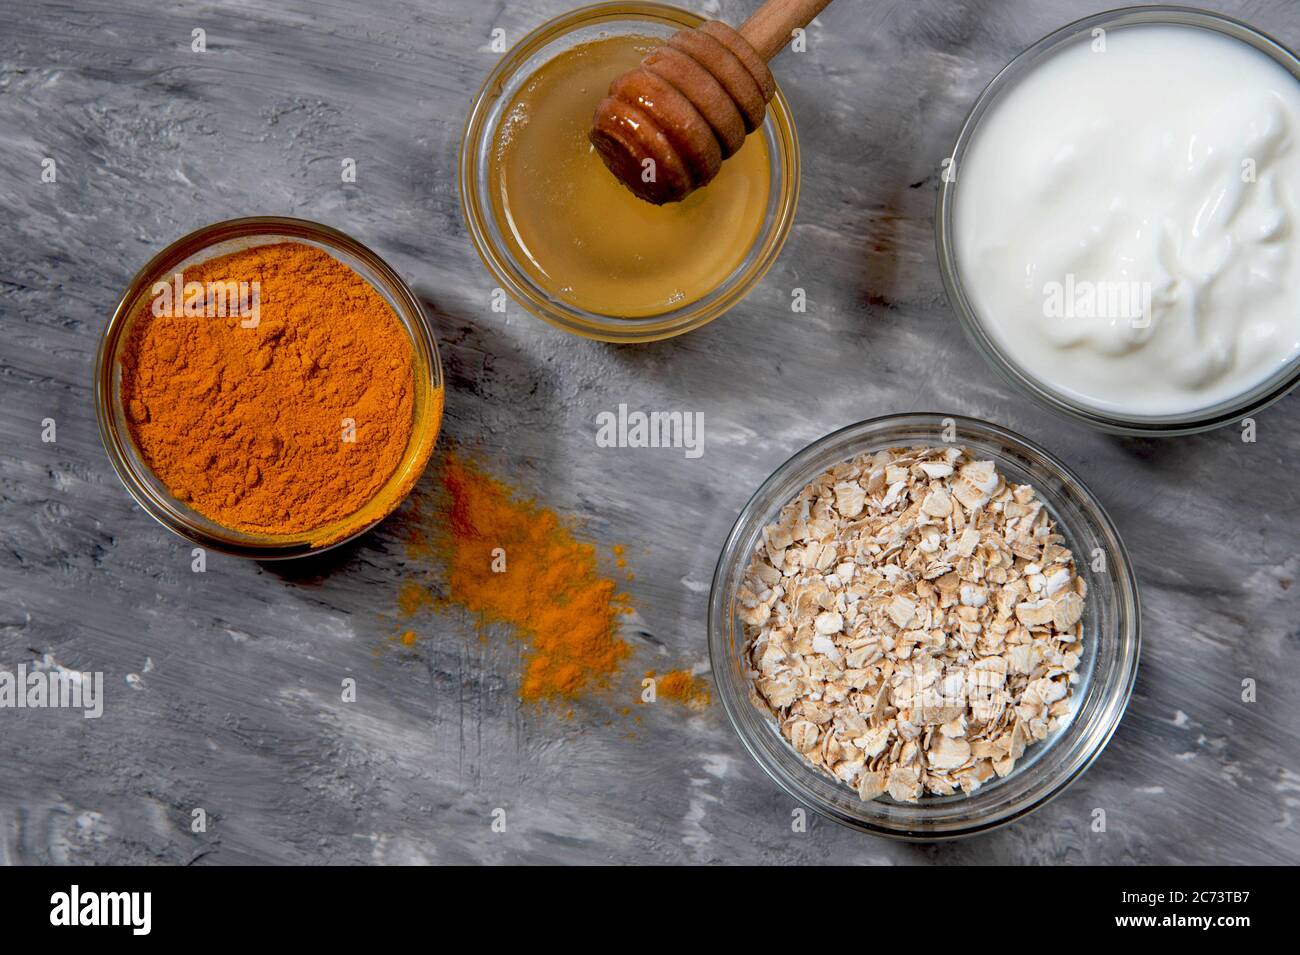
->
[937, 6, 1300, 435]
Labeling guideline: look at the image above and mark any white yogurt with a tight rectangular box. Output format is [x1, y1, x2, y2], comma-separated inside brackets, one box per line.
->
[953, 23, 1300, 417]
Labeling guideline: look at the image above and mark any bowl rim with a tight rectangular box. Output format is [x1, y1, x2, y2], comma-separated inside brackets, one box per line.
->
[707, 412, 1142, 840]
[457, 0, 801, 343]
[935, 4, 1300, 436]
[94, 215, 444, 559]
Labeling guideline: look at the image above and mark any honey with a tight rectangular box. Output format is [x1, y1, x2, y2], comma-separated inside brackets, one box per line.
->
[489, 34, 772, 318]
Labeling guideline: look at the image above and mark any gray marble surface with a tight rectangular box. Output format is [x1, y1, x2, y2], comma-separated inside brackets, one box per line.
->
[1, 0, 1297, 865]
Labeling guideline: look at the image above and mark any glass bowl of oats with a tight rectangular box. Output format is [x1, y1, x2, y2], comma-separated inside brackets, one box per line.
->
[707, 413, 1140, 839]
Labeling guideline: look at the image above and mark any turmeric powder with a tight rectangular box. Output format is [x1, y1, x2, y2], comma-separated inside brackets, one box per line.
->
[646, 669, 711, 709]
[121, 242, 420, 540]
[418, 454, 631, 701]
[395, 455, 710, 714]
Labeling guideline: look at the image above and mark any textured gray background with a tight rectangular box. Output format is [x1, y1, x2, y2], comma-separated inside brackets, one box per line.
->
[1, 0, 1297, 865]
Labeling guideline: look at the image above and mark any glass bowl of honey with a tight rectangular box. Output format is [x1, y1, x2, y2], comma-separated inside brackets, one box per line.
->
[460, 2, 801, 343]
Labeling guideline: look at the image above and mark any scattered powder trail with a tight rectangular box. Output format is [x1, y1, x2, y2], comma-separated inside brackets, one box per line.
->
[406, 453, 631, 703]
[395, 453, 711, 713]
[646, 670, 711, 709]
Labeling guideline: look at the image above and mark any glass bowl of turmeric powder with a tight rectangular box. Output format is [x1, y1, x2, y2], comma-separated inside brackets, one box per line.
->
[459, 2, 801, 343]
[95, 217, 445, 558]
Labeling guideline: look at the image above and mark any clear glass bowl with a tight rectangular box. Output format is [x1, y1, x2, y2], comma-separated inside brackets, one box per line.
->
[95, 216, 444, 559]
[936, 6, 1300, 436]
[459, 1, 800, 343]
[708, 414, 1141, 839]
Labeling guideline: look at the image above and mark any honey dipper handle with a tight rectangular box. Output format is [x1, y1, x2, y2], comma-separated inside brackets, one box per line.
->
[739, 0, 835, 62]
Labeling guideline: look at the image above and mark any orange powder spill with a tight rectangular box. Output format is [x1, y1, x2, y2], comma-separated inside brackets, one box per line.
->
[424, 454, 631, 702]
[646, 670, 711, 709]
[397, 579, 433, 615]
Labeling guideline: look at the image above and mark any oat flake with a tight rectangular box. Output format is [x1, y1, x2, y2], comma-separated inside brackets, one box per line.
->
[741, 445, 1085, 802]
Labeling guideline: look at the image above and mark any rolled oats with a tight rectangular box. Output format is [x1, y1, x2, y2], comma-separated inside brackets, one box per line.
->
[741, 445, 1084, 803]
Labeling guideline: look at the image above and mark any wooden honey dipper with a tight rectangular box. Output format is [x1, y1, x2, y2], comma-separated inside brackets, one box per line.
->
[590, 0, 834, 204]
